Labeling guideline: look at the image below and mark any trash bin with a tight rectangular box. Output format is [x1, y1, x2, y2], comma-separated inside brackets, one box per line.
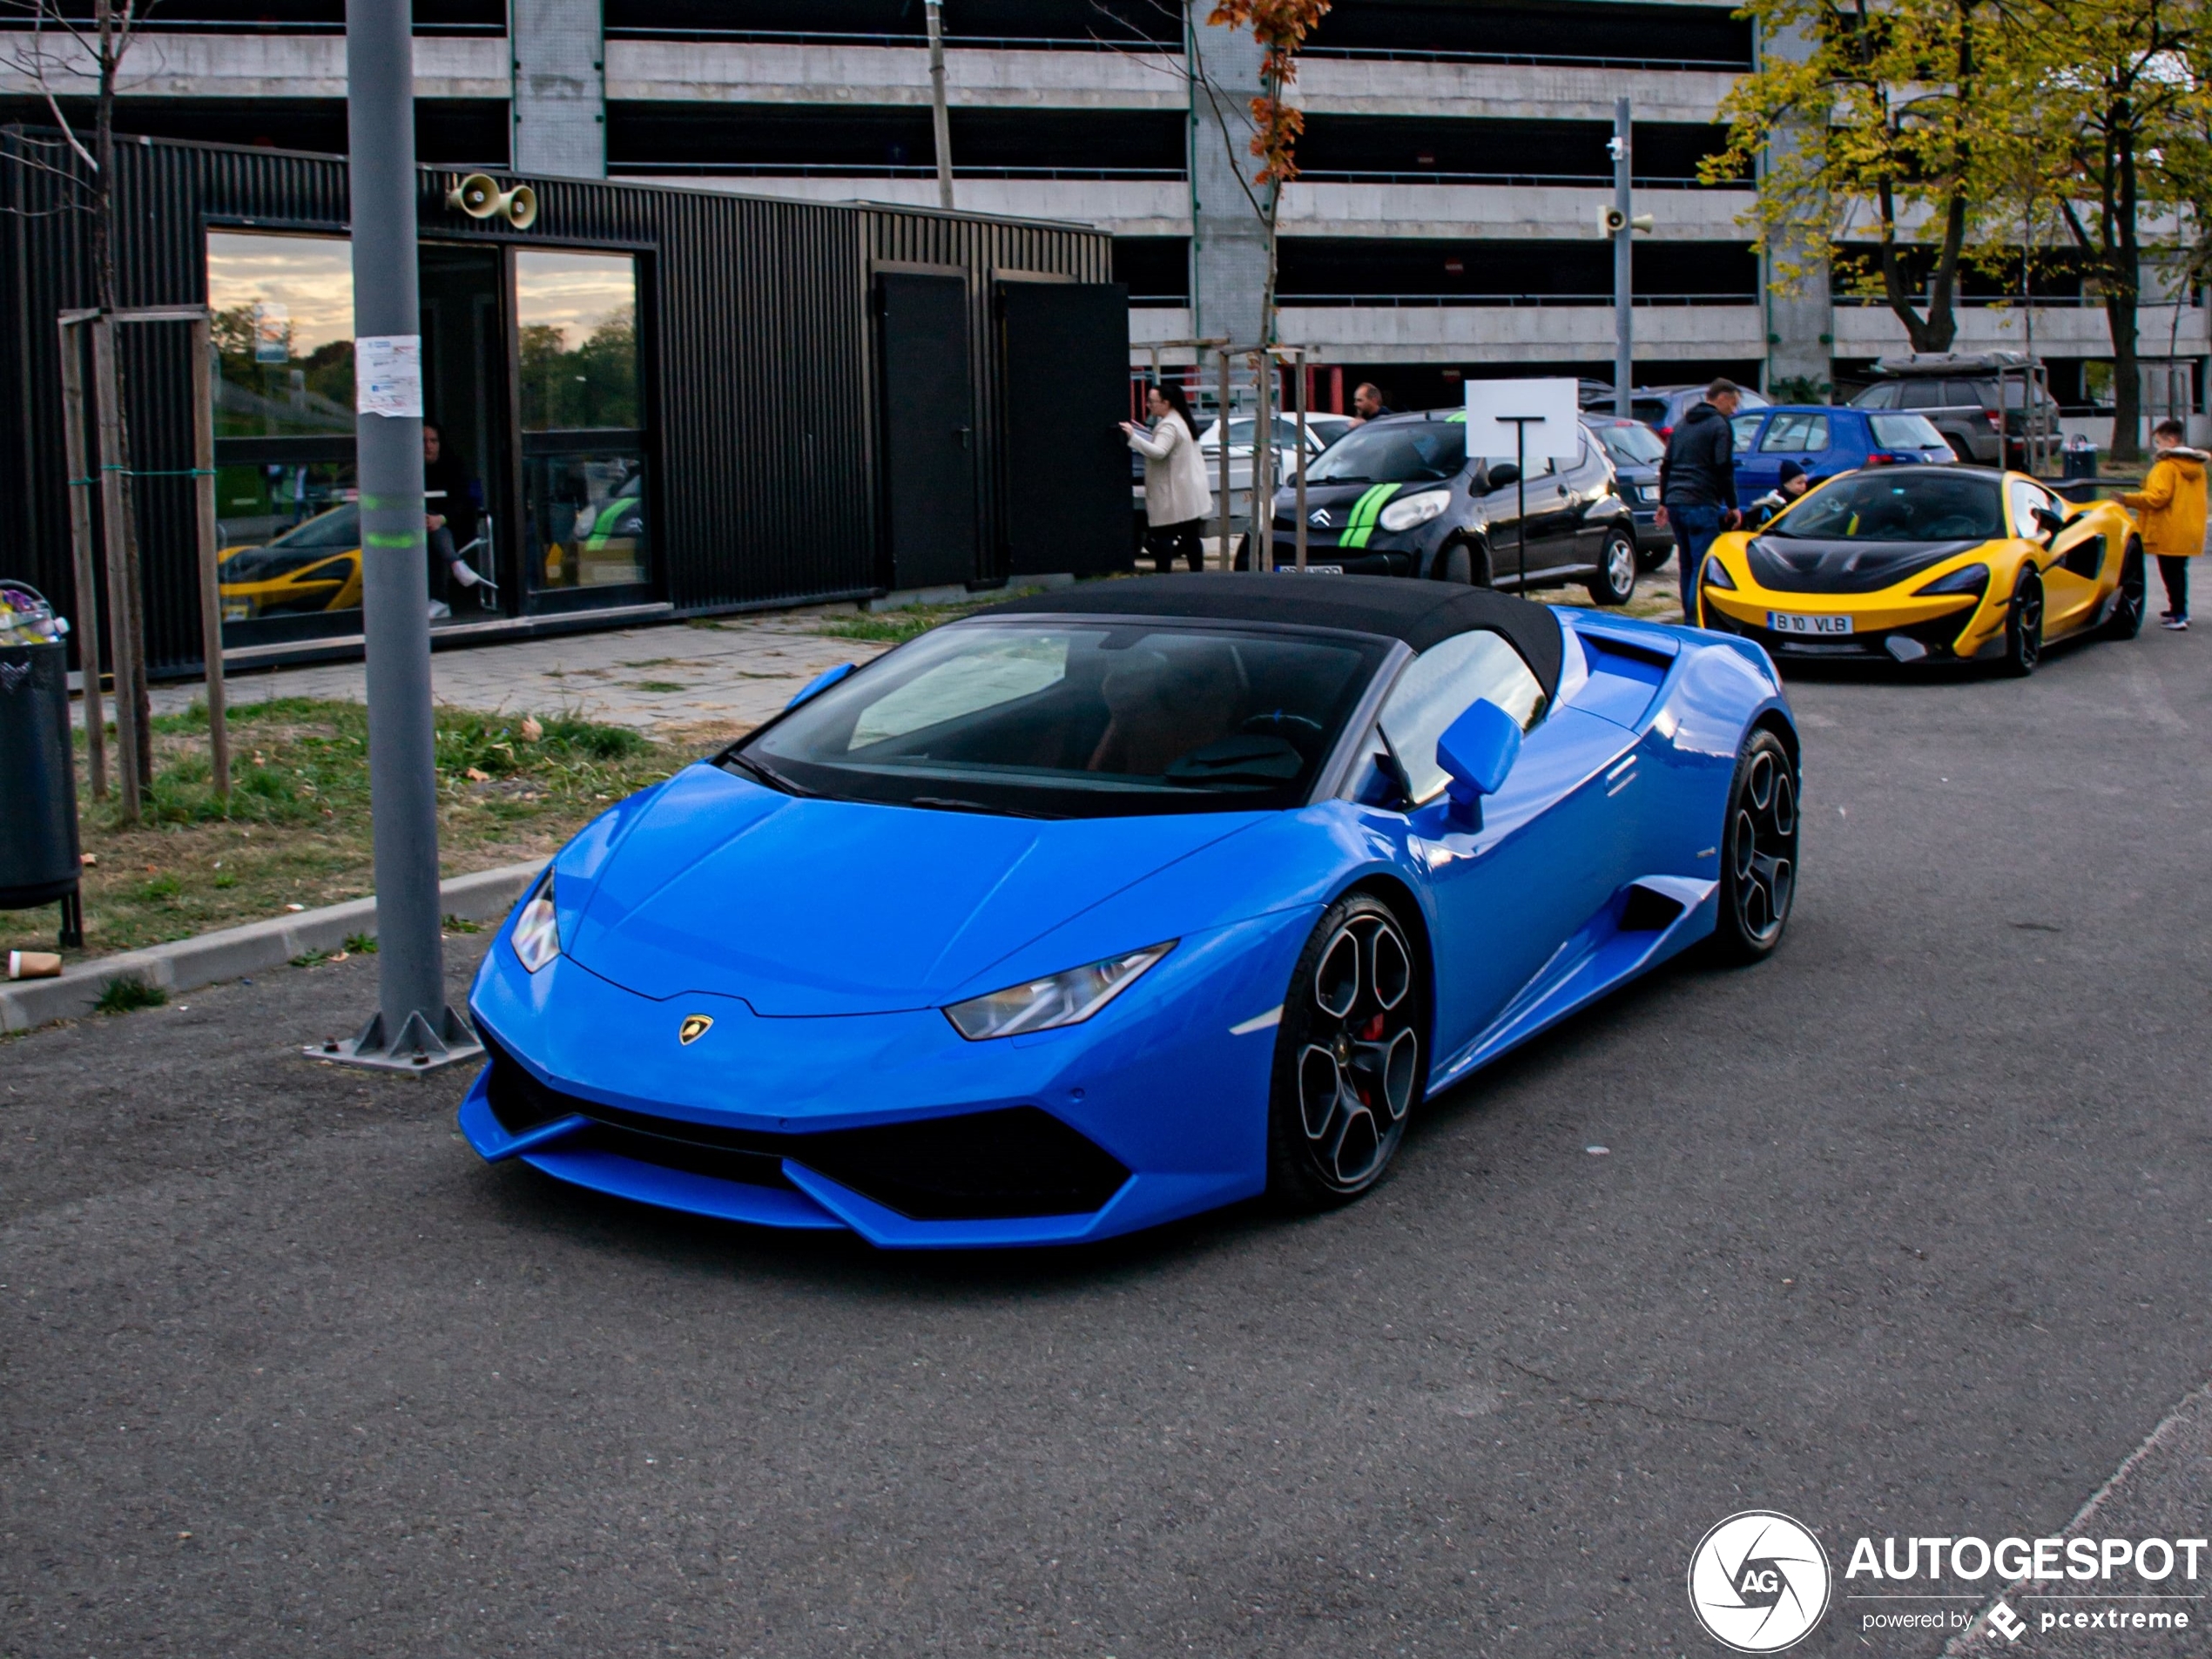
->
[0, 582, 84, 948]
[2062, 435, 2099, 481]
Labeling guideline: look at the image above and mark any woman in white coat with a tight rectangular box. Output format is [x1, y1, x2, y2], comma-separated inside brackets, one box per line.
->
[1120, 381, 1214, 574]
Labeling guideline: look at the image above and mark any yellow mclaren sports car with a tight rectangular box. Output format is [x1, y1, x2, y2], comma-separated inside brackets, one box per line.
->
[1696, 466, 2143, 675]
[218, 502, 361, 620]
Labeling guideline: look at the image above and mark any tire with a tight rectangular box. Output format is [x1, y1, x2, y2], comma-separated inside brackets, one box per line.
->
[1433, 540, 1474, 584]
[2102, 538, 2147, 640]
[2000, 566, 2044, 677]
[1706, 727, 1798, 967]
[1267, 891, 1430, 1210]
[1586, 528, 1639, 606]
[1944, 433, 1975, 464]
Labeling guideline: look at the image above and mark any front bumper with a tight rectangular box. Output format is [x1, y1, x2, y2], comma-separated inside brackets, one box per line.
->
[462, 916, 1303, 1248]
[1265, 532, 1419, 576]
[1699, 585, 1996, 664]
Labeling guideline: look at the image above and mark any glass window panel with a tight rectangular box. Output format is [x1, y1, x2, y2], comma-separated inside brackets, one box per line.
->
[516, 251, 638, 433]
[207, 231, 355, 442]
[1377, 631, 1547, 805]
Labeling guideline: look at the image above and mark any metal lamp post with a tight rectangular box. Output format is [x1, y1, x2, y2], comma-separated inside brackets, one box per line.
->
[316, 0, 480, 1072]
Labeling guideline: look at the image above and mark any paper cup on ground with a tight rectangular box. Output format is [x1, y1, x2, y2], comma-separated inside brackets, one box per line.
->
[9, 950, 64, 980]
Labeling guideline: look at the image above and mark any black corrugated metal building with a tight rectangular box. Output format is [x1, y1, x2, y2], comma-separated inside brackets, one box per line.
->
[0, 131, 1132, 677]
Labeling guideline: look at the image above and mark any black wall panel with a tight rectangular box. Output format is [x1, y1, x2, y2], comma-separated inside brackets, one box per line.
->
[0, 130, 1117, 675]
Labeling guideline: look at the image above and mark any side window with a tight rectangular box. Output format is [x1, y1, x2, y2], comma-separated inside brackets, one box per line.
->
[1858, 383, 1898, 409]
[2006, 477, 2057, 536]
[1759, 413, 1829, 453]
[1731, 415, 1763, 454]
[1375, 631, 1548, 806]
[1901, 381, 1941, 409]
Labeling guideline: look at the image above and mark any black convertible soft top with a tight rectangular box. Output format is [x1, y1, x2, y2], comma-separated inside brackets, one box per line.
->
[981, 573, 1566, 701]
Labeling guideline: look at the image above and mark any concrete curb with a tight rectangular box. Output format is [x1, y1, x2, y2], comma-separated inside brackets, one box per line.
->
[0, 860, 543, 1035]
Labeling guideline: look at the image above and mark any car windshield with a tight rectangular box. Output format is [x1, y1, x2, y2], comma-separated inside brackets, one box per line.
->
[1305, 421, 1466, 484]
[1767, 471, 2004, 542]
[1590, 422, 1665, 465]
[1869, 413, 1947, 449]
[738, 620, 1388, 819]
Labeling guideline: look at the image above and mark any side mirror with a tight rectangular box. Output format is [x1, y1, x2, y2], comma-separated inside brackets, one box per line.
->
[786, 661, 855, 710]
[2032, 504, 2067, 541]
[1487, 462, 1521, 491]
[1435, 698, 1522, 827]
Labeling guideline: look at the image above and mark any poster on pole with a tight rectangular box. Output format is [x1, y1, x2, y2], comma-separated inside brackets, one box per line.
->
[1462, 378, 1583, 462]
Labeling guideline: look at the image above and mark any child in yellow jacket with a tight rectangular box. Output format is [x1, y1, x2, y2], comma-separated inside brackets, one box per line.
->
[2121, 418, 2209, 631]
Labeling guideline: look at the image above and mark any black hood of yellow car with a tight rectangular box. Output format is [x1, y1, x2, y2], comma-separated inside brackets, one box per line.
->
[1747, 536, 1986, 596]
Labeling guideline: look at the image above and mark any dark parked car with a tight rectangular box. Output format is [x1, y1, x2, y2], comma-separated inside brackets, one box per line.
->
[1849, 352, 2060, 468]
[1581, 415, 1671, 569]
[1579, 382, 1770, 439]
[1253, 409, 1642, 604]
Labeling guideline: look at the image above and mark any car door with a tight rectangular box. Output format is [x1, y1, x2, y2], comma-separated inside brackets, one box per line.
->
[1372, 631, 1639, 1062]
[1558, 433, 1620, 570]
[2010, 475, 2104, 636]
[1476, 451, 1559, 587]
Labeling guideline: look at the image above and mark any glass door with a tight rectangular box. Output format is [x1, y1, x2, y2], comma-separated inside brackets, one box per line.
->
[514, 250, 650, 608]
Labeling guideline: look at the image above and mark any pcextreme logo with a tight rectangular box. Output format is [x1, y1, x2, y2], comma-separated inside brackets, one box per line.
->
[1688, 1511, 1834, 1652]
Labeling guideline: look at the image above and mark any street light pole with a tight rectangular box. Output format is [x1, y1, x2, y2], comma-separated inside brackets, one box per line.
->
[925, 0, 954, 211]
[319, 0, 479, 1071]
[1612, 97, 1632, 419]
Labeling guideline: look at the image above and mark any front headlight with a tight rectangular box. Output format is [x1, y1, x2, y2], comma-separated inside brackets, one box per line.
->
[1379, 489, 1451, 533]
[510, 869, 561, 974]
[944, 941, 1175, 1041]
[1915, 561, 1990, 597]
[1702, 556, 1737, 590]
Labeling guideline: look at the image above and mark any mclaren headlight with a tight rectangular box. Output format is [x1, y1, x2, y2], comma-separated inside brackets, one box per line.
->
[1702, 555, 1737, 590]
[1379, 489, 1451, 533]
[1915, 561, 1990, 597]
[944, 941, 1175, 1041]
[510, 869, 561, 974]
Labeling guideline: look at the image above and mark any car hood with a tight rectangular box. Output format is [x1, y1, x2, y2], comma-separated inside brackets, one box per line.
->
[561, 763, 1261, 1015]
[1745, 536, 1987, 596]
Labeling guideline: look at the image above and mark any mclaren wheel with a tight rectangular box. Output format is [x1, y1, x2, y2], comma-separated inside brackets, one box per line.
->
[1588, 528, 1639, 606]
[1707, 727, 1798, 966]
[2000, 566, 2044, 677]
[1268, 891, 1429, 1209]
[2103, 538, 2147, 641]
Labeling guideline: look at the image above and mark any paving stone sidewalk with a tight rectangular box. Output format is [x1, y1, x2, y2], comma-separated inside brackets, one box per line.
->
[149, 608, 892, 738]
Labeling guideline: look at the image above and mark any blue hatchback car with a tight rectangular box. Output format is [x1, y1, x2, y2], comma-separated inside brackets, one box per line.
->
[1727, 404, 1955, 510]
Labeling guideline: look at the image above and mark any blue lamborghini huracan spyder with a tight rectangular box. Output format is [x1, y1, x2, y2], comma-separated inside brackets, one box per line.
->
[462, 575, 1799, 1248]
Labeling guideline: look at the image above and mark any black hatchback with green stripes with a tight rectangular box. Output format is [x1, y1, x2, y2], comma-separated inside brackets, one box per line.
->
[1248, 409, 1646, 608]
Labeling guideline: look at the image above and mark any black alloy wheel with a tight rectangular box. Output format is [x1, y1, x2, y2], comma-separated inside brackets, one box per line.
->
[2103, 539, 2147, 640]
[2001, 566, 2044, 677]
[1268, 891, 1429, 1208]
[1588, 528, 1639, 606]
[1707, 727, 1798, 966]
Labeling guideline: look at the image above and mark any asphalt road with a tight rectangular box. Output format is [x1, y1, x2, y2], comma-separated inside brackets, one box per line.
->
[5, 618, 2211, 1658]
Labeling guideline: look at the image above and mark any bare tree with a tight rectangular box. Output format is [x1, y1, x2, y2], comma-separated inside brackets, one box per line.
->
[3, 0, 160, 792]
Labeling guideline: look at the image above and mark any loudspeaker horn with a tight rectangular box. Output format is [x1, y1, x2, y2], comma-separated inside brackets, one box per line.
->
[446, 173, 538, 229]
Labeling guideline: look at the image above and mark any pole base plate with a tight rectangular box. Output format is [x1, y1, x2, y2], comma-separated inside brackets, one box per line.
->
[307, 1005, 484, 1073]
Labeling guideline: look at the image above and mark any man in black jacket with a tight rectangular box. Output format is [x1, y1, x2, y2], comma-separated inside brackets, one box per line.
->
[1656, 379, 1743, 623]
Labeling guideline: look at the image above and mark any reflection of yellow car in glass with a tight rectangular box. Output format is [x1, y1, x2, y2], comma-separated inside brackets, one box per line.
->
[1697, 466, 2144, 677]
[219, 503, 362, 619]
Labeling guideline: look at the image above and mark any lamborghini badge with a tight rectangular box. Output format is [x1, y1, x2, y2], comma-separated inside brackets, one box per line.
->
[678, 1014, 713, 1046]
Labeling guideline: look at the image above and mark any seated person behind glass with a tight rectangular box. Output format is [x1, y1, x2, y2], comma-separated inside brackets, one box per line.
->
[1748, 461, 1817, 529]
[423, 421, 489, 601]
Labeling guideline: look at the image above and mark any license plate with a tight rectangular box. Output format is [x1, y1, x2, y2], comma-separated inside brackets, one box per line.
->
[1276, 563, 1343, 575]
[1768, 611, 1852, 636]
